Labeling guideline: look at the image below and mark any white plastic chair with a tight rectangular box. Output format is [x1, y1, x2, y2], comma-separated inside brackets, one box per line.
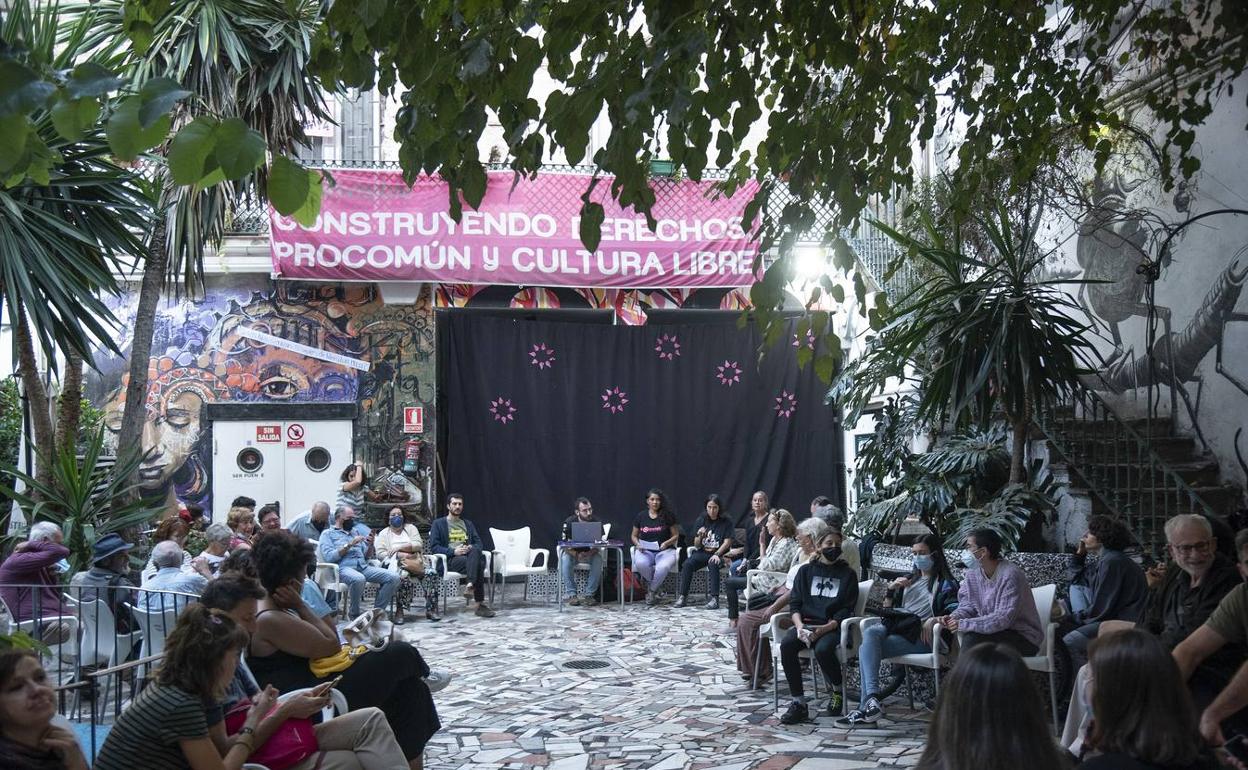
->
[428, 551, 494, 612]
[1020, 583, 1060, 733]
[0, 595, 78, 662]
[65, 595, 142, 710]
[488, 526, 549, 607]
[314, 562, 349, 618]
[769, 579, 873, 712]
[849, 615, 949, 710]
[744, 568, 788, 602]
[126, 601, 183, 661]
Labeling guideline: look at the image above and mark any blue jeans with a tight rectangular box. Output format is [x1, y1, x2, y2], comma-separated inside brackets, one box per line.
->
[559, 549, 603, 596]
[858, 621, 930, 704]
[340, 563, 400, 618]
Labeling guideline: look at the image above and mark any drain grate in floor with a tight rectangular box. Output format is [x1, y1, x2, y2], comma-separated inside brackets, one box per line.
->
[561, 658, 611, 670]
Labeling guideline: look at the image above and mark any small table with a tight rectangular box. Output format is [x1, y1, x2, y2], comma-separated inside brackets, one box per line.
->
[556, 539, 626, 611]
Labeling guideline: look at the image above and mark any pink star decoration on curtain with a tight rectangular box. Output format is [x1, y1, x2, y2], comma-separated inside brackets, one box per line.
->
[489, 397, 517, 424]
[529, 342, 556, 369]
[655, 333, 682, 360]
[601, 386, 629, 413]
[716, 360, 742, 387]
[774, 390, 797, 418]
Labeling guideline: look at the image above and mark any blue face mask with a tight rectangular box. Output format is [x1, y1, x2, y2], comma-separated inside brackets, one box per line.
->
[913, 555, 934, 572]
[962, 550, 979, 569]
[390, 515, 404, 528]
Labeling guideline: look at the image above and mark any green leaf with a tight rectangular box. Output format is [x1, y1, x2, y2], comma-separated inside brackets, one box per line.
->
[51, 97, 101, 141]
[166, 116, 219, 184]
[137, 77, 191, 129]
[0, 60, 55, 119]
[578, 200, 605, 251]
[106, 96, 171, 161]
[64, 63, 123, 99]
[212, 118, 266, 179]
[270, 156, 323, 225]
[0, 115, 30, 174]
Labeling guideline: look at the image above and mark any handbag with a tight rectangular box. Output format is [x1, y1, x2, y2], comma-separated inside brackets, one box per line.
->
[225, 701, 318, 770]
[309, 643, 370, 677]
[878, 609, 923, 644]
[747, 591, 776, 611]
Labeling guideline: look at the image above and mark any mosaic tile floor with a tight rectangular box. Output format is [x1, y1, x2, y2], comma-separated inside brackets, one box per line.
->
[398, 598, 931, 769]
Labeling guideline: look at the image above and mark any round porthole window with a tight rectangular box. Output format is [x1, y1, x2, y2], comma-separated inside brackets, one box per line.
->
[237, 447, 264, 473]
[305, 447, 331, 472]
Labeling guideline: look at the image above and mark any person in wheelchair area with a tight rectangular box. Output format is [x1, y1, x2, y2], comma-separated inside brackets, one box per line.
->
[836, 534, 959, 727]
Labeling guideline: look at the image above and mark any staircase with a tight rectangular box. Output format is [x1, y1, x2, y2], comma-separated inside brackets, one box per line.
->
[1036, 387, 1243, 554]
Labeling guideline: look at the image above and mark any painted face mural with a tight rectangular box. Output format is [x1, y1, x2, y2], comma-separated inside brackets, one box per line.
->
[87, 281, 436, 512]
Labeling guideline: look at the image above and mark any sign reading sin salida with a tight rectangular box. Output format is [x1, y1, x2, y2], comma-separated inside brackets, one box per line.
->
[269, 170, 768, 288]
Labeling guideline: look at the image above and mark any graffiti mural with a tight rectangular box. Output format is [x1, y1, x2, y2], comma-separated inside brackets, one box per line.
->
[86, 279, 436, 512]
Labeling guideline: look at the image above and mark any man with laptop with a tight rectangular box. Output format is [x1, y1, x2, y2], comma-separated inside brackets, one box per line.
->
[560, 497, 605, 606]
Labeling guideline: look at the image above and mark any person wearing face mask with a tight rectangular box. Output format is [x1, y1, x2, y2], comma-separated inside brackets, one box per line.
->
[1062, 515, 1149, 670]
[317, 505, 398, 618]
[776, 532, 861, 725]
[836, 534, 959, 727]
[934, 528, 1044, 656]
[376, 508, 442, 623]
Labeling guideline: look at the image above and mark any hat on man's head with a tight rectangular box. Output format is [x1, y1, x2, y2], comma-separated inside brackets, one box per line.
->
[92, 533, 134, 564]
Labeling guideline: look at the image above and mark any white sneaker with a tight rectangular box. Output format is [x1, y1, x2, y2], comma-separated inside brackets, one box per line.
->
[424, 669, 452, 693]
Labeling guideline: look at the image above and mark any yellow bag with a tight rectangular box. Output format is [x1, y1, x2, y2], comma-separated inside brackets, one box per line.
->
[309, 643, 369, 677]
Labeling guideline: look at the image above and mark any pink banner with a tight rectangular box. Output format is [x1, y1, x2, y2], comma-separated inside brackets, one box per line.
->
[269, 170, 764, 288]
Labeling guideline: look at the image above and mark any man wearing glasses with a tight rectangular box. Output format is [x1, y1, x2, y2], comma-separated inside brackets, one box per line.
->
[559, 497, 604, 606]
[1145, 514, 1242, 658]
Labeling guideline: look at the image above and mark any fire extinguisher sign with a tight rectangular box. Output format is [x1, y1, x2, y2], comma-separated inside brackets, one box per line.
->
[403, 407, 424, 434]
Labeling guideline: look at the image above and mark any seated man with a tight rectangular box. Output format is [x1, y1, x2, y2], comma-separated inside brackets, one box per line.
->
[559, 497, 604, 606]
[777, 532, 861, 724]
[0, 522, 72, 640]
[936, 527, 1043, 655]
[428, 493, 496, 617]
[70, 533, 139, 634]
[1172, 529, 1248, 748]
[317, 506, 398, 618]
[287, 501, 331, 542]
[139, 541, 208, 613]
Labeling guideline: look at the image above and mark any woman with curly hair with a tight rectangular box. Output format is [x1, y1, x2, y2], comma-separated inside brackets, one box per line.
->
[246, 530, 441, 769]
[226, 507, 257, 551]
[630, 488, 682, 606]
[1064, 514, 1149, 669]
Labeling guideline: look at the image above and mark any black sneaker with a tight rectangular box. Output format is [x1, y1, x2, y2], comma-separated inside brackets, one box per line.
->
[825, 691, 844, 716]
[779, 701, 810, 725]
[834, 697, 883, 727]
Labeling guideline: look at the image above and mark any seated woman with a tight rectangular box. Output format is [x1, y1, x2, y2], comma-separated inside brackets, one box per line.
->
[777, 531, 861, 723]
[200, 572, 413, 770]
[226, 506, 257, 552]
[1076, 629, 1217, 770]
[725, 509, 800, 630]
[675, 493, 735, 610]
[836, 533, 958, 727]
[916, 643, 1069, 770]
[734, 516, 827, 686]
[197, 523, 233, 575]
[0, 649, 88, 770]
[376, 507, 442, 623]
[1063, 515, 1149, 670]
[246, 530, 441, 769]
[630, 488, 682, 606]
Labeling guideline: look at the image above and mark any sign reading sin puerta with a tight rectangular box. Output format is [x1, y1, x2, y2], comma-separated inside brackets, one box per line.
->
[269, 170, 764, 288]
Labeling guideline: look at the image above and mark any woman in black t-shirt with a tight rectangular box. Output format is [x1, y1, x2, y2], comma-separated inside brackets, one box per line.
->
[630, 488, 681, 606]
[675, 493, 735, 609]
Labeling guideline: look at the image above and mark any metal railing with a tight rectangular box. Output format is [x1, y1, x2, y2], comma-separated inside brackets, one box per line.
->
[1035, 386, 1217, 555]
[1, 582, 201, 759]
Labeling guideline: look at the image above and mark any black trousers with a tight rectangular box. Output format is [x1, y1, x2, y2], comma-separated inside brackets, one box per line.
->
[448, 546, 487, 602]
[779, 626, 842, 698]
[725, 576, 748, 619]
[961, 628, 1039, 656]
[678, 550, 722, 598]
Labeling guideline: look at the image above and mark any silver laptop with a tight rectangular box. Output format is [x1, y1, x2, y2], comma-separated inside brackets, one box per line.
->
[570, 521, 604, 542]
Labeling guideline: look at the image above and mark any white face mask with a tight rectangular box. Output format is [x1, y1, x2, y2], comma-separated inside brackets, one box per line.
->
[962, 550, 980, 569]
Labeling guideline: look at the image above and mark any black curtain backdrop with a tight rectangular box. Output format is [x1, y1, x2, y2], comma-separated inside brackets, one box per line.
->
[441, 313, 844, 551]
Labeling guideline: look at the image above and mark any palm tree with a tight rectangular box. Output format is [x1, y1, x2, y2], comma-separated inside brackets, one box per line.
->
[837, 202, 1102, 484]
[0, 1, 151, 494]
[72, 0, 330, 480]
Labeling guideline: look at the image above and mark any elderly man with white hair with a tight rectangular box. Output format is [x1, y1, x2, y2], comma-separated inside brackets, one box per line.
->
[139, 541, 208, 613]
[0, 521, 71, 629]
